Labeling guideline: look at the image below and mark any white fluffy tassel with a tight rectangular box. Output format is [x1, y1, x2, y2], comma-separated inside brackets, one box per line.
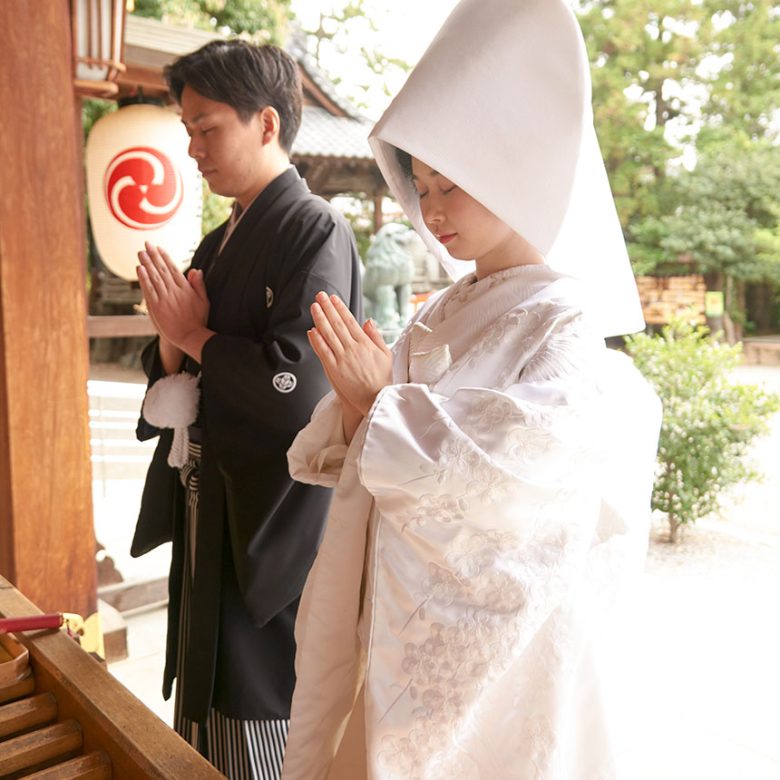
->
[142, 373, 201, 469]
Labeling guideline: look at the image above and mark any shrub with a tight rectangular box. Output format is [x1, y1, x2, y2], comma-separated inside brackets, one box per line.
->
[625, 319, 780, 542]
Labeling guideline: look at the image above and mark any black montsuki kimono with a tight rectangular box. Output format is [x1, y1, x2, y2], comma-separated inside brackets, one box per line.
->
[131, 167, 363, 726]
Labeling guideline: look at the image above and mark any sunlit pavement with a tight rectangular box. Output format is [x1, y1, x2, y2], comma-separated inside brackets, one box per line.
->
[91, 362, 780, 776]
[88, 364, 173, 726]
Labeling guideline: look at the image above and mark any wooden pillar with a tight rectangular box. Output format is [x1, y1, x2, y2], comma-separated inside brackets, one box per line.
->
[373, 193, 384, 234]
[0, 0, 97, 618]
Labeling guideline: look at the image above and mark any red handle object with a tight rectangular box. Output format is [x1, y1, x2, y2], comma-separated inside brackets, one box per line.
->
[0, 614, 64, 634]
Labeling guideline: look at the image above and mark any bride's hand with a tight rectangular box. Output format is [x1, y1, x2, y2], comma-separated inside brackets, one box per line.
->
[307, 292, 392, 417]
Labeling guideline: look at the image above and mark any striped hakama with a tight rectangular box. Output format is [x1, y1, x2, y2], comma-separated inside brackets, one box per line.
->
[174, 439, 289, 780]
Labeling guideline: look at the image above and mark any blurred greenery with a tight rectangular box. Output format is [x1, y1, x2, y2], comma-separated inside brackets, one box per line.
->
[577, 0, 780, 333]
[626, 318, 780, 542]
[82, 99, 116, 141]
[292, 0, 410, 113]
[132, 0, 291, 42]
[201, 181, 233, 236]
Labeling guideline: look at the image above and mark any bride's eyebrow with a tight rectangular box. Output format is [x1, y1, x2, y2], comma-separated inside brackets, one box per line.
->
[411, 169, 441, 181]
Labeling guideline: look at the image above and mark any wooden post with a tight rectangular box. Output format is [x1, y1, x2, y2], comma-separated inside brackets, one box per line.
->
[373, 193, 384, 234]
[0, 1, 97, 618]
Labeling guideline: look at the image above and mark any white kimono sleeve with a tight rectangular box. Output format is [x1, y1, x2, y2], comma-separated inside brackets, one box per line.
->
[287, 391, 349, 488]
[357, 370, 609, 655]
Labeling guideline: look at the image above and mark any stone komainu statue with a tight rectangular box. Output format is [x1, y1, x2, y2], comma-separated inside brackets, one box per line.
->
[362, 222, 417, 331]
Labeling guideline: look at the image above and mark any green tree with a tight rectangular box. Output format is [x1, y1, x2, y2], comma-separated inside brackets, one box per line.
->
[132, 0, 291, 41]
[626, 319, 780, 543]
[633, 137, 780, 339]
[201, 180, 232, 236]
[700, 0, 780, 141]
[82, 98, 116, 141]
[576, 0, 708, 232]
[293, 0, 410, 115]
[576, 2, 780, 336]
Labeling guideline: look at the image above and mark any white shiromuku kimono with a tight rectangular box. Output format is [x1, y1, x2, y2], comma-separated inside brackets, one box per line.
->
[282, 266, 660, 779]
[283, 0, 662, 776]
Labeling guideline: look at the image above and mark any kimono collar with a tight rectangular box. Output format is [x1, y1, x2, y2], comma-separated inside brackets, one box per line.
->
[239, 166, 302, 222]
[404, 265, 584, 387]
[368, 0, 644, 338]
[217, 166, 304, 255]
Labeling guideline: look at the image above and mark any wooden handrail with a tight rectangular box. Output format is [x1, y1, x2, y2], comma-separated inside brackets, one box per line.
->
[0, 576, 223, 779]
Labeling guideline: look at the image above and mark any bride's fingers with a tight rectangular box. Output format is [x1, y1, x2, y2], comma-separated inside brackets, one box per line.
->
[315, 292, 357, 345]
[311, 302, 346, 356]
[327, 294, 365, 341]
[363, 318, 391, 353]
[307, 327, 335, 367]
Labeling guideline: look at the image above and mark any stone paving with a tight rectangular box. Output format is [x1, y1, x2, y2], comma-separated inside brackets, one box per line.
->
[91, 362, 780, 778]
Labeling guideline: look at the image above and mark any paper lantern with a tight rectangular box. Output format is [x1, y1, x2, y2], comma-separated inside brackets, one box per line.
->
[86, 103, 202, 280]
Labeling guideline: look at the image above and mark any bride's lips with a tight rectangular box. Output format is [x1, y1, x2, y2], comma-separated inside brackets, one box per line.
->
[437, 233, 456, 245]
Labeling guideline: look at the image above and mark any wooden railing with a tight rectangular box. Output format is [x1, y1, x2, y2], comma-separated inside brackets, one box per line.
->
[0, 576, 223, 779]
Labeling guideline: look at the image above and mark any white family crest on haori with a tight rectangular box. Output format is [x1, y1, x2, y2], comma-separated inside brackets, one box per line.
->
[273, 372, 297, 393]
[281, 1, 662, 778]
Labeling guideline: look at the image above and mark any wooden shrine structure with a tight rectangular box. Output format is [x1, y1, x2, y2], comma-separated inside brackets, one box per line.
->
[0, 576, 223, 777]
[0, 1, 97, 622]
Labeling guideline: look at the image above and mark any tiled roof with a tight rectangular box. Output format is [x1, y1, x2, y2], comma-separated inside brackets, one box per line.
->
[286, 30, 366, 121]
[292, 106, 374, 160]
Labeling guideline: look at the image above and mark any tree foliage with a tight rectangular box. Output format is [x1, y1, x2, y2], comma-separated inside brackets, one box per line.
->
[661, 140, 780, 283]
[700, 0, 780, 139]
[292, 0, 410, 114]
[626, 319, 780, 542]
[132, 0, 291, 41]
[576, 1, 780, 331]
[577, 1, 707, 226]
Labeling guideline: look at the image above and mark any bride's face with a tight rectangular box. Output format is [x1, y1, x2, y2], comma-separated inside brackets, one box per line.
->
[411, 157, 515, 263]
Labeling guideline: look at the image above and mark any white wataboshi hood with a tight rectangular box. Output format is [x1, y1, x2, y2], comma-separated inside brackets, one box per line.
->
[369, 0, 645, 337]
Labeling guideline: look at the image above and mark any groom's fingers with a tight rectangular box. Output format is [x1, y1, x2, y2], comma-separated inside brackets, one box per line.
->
[156, 245, 187, 287]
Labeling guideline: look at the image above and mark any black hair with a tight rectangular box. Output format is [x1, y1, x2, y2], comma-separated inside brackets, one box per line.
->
[164, 40, 302, 153]
[395, 147, 414, 180]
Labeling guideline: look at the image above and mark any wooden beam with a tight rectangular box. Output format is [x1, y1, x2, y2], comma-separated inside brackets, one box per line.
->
[87, 315, 157, 339]
[117, 64, 170, 101]
[303, 161, 333, 196]
[0, 0, 96, 618]
[300, 70, 349, 118]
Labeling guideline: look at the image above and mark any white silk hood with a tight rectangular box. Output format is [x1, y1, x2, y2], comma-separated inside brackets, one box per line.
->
[369, 0, 645, 337]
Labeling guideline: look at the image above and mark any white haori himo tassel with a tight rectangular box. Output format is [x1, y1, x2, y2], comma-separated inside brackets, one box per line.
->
[142, 372, 201, 469]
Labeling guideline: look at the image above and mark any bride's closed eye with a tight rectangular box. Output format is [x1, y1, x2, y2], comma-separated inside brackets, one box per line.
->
[416, 184, 456, 199]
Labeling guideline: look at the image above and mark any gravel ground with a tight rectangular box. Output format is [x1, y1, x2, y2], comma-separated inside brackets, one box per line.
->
[613, 364, 780, 779]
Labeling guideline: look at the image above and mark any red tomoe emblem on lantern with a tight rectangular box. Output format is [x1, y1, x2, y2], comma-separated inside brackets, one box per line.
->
[104, 146, 184, 230]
